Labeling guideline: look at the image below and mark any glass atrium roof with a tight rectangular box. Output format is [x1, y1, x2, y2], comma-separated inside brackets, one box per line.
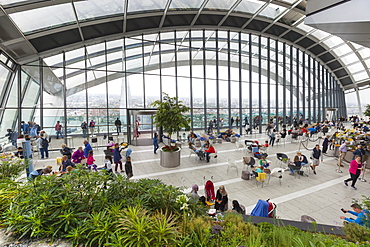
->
[0, 0, 369, 90]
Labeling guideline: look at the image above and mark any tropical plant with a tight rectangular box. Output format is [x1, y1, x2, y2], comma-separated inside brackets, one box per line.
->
[0, 155, 27, 180]
[364, 104, 370, 118]
[151, 93, 190, 151]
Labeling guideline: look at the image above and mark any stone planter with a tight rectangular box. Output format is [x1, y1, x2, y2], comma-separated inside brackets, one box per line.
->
[160, 147, 181, 168]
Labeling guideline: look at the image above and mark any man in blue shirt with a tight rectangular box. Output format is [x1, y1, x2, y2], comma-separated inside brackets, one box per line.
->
[340, 203, 369, 227]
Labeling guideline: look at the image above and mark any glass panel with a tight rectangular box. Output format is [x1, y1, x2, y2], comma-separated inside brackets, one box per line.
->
[169, 0, 203, 10]
[296, 22, 314, 33]
[177, 77, 191, 107]
[127, 73, 144, 108]
[108, 75, 125, 108]
[192, 78, 204, 108]
[322, 36, 344, 48]
[128, 0, 168, 13]
[0, 64, 11, 97]
[10, 3, 76, 33]
[259, 3, 287, 19]
[22, 79, 40, 107]
[5, 76, 17, 107]
[219, 79, 229, 109]
[332, 44, 352, 57]
[347, 62, 364, 74]
[234, 0, 263, 14]
[206, 79, 217, 108]
[74, 0, 123, 21]
[358, 49, 370, 59]
[144, 73, 160, 108]
[340, 53, 358, 64]
[230, 80, 239, 108]
[0, 109, 17, 137]
[311, 29, 330, 40]
[205, 0, 236, 10]
[353, 71, 368, 81]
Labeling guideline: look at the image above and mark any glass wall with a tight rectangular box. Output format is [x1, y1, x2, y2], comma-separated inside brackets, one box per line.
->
[0, 30, 347, 137]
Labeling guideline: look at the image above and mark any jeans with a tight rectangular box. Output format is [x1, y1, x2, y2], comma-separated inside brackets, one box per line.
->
[116, 126, 121, 133]
[82, 129, 87, 138]
[154, 143, 159, 154]
[56, 130, 63, 139]
[40, 147, 49, 159]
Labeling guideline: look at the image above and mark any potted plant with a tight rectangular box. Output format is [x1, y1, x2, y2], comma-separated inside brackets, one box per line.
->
[151, 93, 190, 167]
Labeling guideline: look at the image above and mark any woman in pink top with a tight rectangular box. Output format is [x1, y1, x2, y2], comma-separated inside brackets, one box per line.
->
[344, 155, 363, 190]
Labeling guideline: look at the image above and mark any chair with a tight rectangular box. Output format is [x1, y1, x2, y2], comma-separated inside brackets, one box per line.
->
[227, 158, 238, 175]
[243, 156, 255, 171]
[189, 148, 200, 160]
[288, 163, 303, 179]
[209, 151, 218, 163]
[267, 167, 283, 186]
[255, 172, 267, 187]
[91, 137, 99, 150]
[235, 141, 244, 151]
[276, 153, 289, 168]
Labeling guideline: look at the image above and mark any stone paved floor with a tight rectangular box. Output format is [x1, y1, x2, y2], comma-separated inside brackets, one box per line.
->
[33, 130, 369, 228]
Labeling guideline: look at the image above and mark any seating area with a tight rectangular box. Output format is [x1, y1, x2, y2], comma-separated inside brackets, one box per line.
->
[29, 128, 368, 227]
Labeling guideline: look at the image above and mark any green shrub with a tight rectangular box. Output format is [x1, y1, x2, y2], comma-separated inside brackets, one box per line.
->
[0, 156, 27, 180]
[343, 222, 370, 243]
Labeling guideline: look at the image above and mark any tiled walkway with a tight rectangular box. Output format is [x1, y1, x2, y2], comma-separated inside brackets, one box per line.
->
[34, 131, 369, 227]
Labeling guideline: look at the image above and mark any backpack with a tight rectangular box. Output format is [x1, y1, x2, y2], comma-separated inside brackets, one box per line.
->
[41, 138, 49, 148]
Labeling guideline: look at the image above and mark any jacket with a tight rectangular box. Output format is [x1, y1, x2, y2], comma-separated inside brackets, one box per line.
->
[349, 159, 362, 175]
[84, 143, 92, 158]
[72, 150, 85, 163]
[113, 147, 122, 162]
[344, 210, 369, 226]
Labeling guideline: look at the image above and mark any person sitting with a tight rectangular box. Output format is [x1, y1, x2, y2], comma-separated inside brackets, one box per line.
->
[189, 142, 205, 160]
[188, 131, 197, 144]
[259, 156, 269, 168]
[296, 152, 308, 166]
[288, 155, 301, 175]
[231, 200, 245, 214]
[205, 144, 216, 163]
[60, 143, 72, 159]
[340, 203, 369, 227]
[60, 155, 75, 172]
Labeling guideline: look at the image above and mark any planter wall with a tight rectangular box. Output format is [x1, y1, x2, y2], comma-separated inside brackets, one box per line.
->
[160, 147, 181, 167]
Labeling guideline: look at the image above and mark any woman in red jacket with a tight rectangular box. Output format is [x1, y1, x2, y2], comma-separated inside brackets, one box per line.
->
[344, 155, 363, 190]
[205, 144, 216, 163]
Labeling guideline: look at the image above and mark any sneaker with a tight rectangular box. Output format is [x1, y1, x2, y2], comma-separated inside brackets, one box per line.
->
[344, 181, 348, 186]
[351, 186, 357, 190]
[214, 155, 218, 158]
[313, 171, 316, 175]
[121, 170, 125, 173]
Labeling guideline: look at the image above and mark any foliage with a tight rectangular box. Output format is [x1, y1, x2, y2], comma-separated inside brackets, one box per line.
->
[1, 168, 196, 246]
[343, 222, 370, 244]
[0, 155, 27, 180]
[151, 93, 190, 142]
[364, 104, 370, 117]
[0, 163, 367, 246]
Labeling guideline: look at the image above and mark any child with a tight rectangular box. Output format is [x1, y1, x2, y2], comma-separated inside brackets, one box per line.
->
[87, 150, 97, 171]
[125, 156, 133, 178]
[104, 155, 113, 175]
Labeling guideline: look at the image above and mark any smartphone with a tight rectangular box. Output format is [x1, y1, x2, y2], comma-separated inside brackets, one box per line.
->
[341, 208, 346, 213]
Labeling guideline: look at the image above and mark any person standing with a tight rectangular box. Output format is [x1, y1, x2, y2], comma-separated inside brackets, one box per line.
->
[89, 120, 95, 135]
[338, 141, 349, 167]
[83, 140, 92, 158]
[269, 130, 276, 146]
[81, 121, 88, 138]
[344, 155, 363, 190]
[125, 156, 133, 178]
[230, 117, 234, 127]
[37, 134, 49, 159]
[115, 118, 122, 134]
[208, 120, 213, 134]
[310, 144, 323, 175]
[322, 135, 330, 154]
[153, 133, 159, 154]
[55, 121, 63, 139]
[114, 143, 123, 173]
[235, 116, 240, 127]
